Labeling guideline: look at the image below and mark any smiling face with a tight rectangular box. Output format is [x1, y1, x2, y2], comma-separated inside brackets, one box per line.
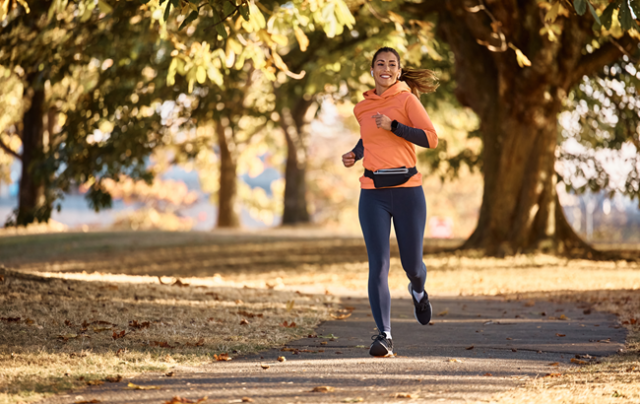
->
[371, 51, 401, 88]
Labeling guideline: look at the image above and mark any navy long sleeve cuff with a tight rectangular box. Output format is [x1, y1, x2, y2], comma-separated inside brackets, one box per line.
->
[352, 139, 364, 161]
[391, 122, 430, 148]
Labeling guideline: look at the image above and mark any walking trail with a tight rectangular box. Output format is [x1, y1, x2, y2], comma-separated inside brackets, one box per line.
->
[40, 293, 625, 404]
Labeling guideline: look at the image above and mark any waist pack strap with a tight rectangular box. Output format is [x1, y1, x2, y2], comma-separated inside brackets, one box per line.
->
[364, 166, 417, 179]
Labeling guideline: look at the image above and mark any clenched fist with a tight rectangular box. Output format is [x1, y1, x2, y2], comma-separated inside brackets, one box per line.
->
[342, 151, 356, 167]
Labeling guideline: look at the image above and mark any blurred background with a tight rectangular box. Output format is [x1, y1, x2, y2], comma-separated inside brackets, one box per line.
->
[2, 0, 640, 247]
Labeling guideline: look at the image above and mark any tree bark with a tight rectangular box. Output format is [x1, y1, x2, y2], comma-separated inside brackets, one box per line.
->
[216, 121, 240, 228]
[279, 99, 316, 225]
[16, 87, 46, 226]
[437, 1, 623, 256]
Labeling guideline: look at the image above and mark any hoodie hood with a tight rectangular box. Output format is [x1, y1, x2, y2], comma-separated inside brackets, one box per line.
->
[362, 80, 411, 100]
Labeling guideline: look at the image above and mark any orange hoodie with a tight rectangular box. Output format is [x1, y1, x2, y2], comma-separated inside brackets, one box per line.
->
[353, 81, 438, 189]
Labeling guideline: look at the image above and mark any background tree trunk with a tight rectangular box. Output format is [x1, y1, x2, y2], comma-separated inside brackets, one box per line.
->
[16, 87, 46, 226]
[216, 121, 240, 228]
[437, 2, 623, 256]
[279, 99, 317, 225]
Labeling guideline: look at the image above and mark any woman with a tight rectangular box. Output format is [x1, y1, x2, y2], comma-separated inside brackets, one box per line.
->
[342, 47, 439, 357]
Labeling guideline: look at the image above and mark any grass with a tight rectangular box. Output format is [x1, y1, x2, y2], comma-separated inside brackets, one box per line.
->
[0, 267, 337, 404]
[1, 230, 640, 404]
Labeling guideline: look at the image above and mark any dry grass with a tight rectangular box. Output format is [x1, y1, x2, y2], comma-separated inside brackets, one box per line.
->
[0, 268, 337, 404]
[2, 231, 640, 404]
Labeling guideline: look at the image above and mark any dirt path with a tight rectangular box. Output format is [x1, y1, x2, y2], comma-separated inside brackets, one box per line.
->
[39, 294, 625, 404]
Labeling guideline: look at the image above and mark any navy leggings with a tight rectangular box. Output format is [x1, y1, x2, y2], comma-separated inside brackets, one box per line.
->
[359, 186, 427, 334]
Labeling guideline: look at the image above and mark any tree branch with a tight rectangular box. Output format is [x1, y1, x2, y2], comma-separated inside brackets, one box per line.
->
[570, 35, 638, 88]
[0, 135, 22, 160]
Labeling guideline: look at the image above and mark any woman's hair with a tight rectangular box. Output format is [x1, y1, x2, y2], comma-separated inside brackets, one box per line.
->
[371, 47, 439, 96]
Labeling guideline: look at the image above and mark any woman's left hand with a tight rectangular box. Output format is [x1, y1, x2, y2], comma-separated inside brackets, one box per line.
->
[371, 112, 392, 131]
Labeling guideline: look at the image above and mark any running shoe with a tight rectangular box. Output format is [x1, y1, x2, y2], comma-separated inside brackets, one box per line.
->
[369, 333, 393, 357]
[408, 282, 432, 325]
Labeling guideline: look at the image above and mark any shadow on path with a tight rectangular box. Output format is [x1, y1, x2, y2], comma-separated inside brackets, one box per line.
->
[40, 295, 626, 404]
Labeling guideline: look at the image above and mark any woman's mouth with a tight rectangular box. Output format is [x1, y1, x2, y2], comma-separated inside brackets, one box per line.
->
[380, 74, 391, 79]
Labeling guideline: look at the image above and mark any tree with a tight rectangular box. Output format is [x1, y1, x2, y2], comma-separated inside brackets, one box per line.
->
[402, 0, 640, 256]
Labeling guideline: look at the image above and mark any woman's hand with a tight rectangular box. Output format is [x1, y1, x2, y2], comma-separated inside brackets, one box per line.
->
[342, 151, 356, 167]
[371, 112, 392, 131]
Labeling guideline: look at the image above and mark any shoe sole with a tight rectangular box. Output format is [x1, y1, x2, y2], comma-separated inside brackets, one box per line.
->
[369, 341, 393, 357]
[408, 283, 432, 325]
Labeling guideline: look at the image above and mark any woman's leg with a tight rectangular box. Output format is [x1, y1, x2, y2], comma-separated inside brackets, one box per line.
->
[391, 187, 427, 293]
[359, 188, 393, 334]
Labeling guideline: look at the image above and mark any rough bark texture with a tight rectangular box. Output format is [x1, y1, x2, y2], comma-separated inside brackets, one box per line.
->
[16, 88, 46, 226]
[216, 121, 240, 228]
[436, 1, 636, 256]
[280, 99, 316, 225]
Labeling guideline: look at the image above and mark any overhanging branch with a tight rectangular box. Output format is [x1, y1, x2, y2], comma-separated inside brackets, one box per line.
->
[0, 136, 21, 160]
[570, 35, 638, 88]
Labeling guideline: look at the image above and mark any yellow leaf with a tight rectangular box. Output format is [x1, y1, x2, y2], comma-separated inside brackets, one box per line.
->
[271, 34, 288, 46]
[126, 382, 160, 390]
[311, 386, 335, 393]
[509, 44, 532, 68]
[544, 1, 560, 23]
[196, 66, 206, 84]
[294, 26, 309, 52]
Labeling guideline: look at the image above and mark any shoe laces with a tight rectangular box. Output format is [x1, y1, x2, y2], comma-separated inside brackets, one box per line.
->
[371, 333, 387, 342]
[417, 295, 430, 312]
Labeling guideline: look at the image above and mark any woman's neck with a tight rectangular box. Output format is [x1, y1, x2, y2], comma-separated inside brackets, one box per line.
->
[374, 80, 397, 96]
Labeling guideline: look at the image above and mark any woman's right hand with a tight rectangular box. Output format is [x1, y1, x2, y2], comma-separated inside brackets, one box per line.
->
[342, 151, 356, 167]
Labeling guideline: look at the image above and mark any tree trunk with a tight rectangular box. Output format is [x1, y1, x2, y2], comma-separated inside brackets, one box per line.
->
[280, 99, 316, 225]
[438, 2, 614, 257]
[216, 121, 240, 228]
[16, 88, 46, 226]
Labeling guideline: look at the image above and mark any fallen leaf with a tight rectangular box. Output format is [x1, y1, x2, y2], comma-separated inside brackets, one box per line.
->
[214, 353, 232, 361]
[186, 338, 205, 347]
[172, 279, 189, 287]
[320, 341, 328, 345]
[105, 375, 122, 383]
[393, 393, 417, 398]
[277, 356, 286, 362]
[158, 276, 170, 285]
[86, 380, 104, 386]
[0, 275, 4, 283]
[344, 306, 356, 311]
[128, 320, 150, 329]
[0, 317, 20, 322]
[544, 373, 562, 378]
[556, 333, 566, 337]
[330, 312, 352, 320]
[25, 318, 35, 325]
[547, 362, 559, 366]
[260, 363, 270, 369]
[311, 386, 335, 393]
[318, 349, 325, 352]
[242, 398, 254, 403]
[112, 330, 126, 340]
[335, 351, 343, 354]
[483, 373, 493, 376]
[307, 334, 318, 338]
[437, 309, 449, 317]
[598, 338, 611, 343]
[116, 348, 127, 356]
[512, 349, 518, 352]
[342, 398, 364, 403]
[125, 382, 160, 390]
[626, 366, 636, 372]
[559, 314, 569, 320]
[58, 333, 79, 341]
[239, 319, 249, 325]
[524, 300, 536, 307]
[465, 345, 474, 350]
[162, 397, 208, 404]
[319, 334, 339, 339]
[238, 310, 263, 318]
[235, 299, 243, 305]
[571, 358, 587, 365]
[151, 341, 175, 349]
[355, 345, 366, 348]
[165, 371, 174, 377]
[93, 327, 111, 333]
[286, 300, 295, 311]
[447, 358, 462, 363]
[75, 400, 101, 404]
[506, 337, 513, 340]
[281, 321, 296, 328]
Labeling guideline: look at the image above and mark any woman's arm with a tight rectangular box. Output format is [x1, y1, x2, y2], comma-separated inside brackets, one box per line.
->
[394, 95, 438, 149]
[352, 139, 364, 160]
[342, 139, 364, 167]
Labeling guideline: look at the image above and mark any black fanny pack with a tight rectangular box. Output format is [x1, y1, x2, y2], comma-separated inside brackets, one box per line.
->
[364, 166, 418, 188]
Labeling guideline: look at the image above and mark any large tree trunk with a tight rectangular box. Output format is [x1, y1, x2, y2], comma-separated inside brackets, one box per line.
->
[279, 99, 317, 225]
[216, 121, 240, 228]
[16, 88, 46, 226]
[437, 2, 627, 256]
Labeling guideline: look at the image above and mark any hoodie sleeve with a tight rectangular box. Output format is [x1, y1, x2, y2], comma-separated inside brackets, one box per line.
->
[351, 139, 364, 161]
[393, 95, 438, 149]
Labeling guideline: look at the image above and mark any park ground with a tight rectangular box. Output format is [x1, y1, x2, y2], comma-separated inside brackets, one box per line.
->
[1, 229, 640, 403]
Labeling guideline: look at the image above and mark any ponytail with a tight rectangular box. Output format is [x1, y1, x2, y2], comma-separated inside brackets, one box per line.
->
[371, 47, 439, 97]
[400, 68, 439, 97]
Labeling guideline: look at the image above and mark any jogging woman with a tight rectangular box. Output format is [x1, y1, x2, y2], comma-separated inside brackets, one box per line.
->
[342, 47, 439, 357]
